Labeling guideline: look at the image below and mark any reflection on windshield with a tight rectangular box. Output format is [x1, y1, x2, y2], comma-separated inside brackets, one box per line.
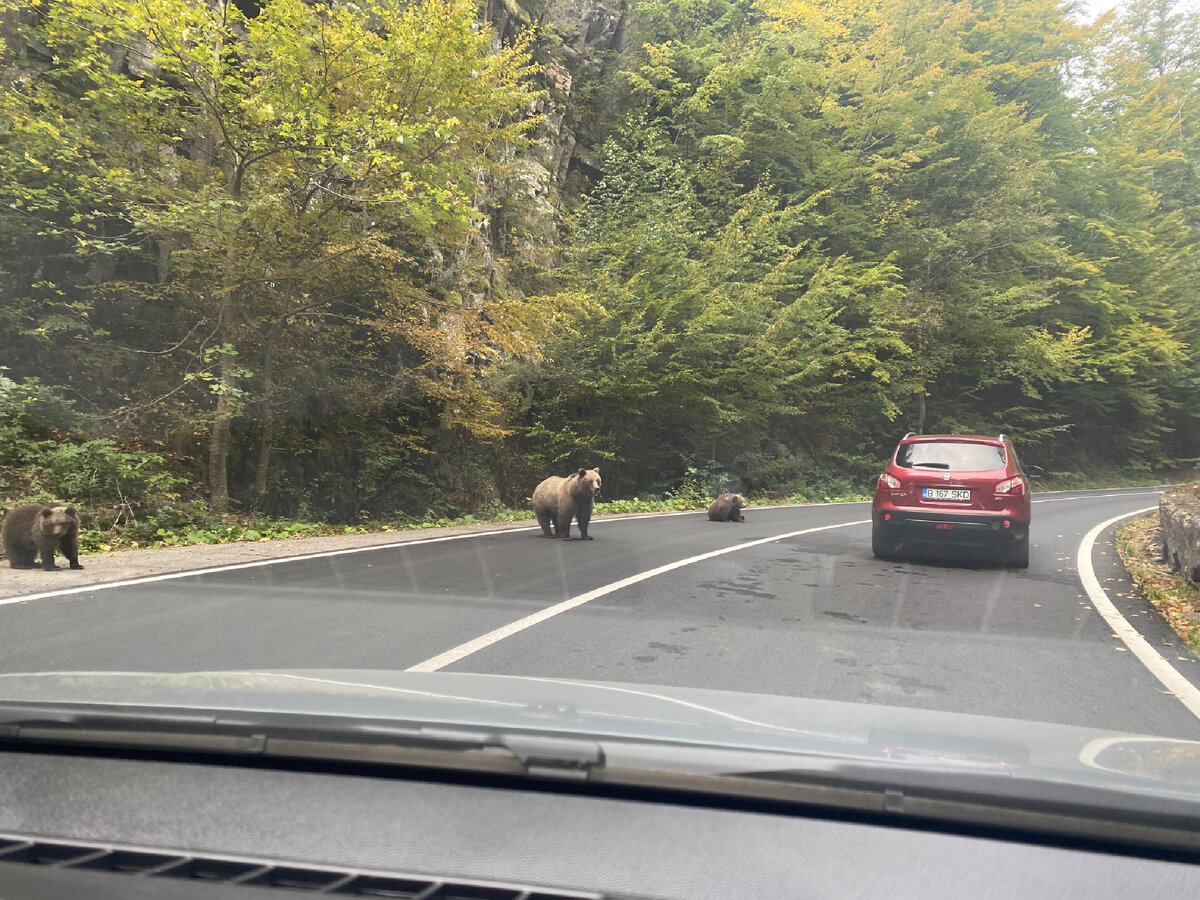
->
[1080, 736, 1200, 787]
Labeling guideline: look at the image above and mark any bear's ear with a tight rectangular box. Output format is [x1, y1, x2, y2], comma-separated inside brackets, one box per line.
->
[591, 467, 600, 475]
[577, 468, 587, 477]
[65, 507, 76, 517]
[40, 508, 53, 518]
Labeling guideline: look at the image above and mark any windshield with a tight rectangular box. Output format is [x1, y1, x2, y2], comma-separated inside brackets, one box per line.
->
[897, 443, 1007, 472]
[2, 0, 1200, 822]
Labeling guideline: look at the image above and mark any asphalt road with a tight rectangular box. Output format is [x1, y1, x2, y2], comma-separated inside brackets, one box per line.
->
[2, 486, 1198, 739]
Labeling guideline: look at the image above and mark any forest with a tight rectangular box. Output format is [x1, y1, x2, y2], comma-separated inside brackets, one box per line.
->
[1, 0, 1197, 535]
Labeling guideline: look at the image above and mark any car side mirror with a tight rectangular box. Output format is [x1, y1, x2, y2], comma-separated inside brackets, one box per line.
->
[1026, 465, 1045, 479]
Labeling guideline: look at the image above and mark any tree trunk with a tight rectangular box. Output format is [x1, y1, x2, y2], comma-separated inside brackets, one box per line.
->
[208, 233, 241, 511]
[249, 342, 276, 511]
[249, 420, 273, 511]
[206, 24, 239, 513]
[207, 288, 237, 511]
[207, 393, 232, 510]
[916, 388, 927, 435]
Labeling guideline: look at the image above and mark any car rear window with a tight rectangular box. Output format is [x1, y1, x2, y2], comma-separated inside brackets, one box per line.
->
[897, 441, 1006, 472]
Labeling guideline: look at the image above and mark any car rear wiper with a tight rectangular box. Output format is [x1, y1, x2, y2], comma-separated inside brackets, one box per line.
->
[0, 702, 603, 781]
[911, 462, 951, 469]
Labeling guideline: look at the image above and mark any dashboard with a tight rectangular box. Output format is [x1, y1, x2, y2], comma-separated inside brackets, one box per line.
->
[2, 749, 1200, 899]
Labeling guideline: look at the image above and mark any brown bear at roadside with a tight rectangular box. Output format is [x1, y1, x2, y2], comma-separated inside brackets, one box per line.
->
[707, 493, 747, 523]
[532, 468, 602, 541]
[2, 503, 84, 570]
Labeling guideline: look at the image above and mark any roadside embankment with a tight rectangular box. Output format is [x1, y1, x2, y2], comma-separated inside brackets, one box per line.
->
[1161, 484, 1200, 584]
[1118, 511, 1200, 655]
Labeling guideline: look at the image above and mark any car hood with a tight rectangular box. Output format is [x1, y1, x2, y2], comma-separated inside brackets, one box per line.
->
[0, 668, 1198, 795]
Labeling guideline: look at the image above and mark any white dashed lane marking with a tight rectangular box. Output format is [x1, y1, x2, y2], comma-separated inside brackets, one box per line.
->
[406, 518, 872, 673]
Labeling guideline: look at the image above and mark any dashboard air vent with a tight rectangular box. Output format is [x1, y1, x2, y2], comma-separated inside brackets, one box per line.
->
[0, 834, 618, 899]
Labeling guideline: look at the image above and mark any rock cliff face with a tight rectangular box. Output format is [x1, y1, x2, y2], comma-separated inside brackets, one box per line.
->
[489, 0, 625, 194]
[424, 0, 627, 301]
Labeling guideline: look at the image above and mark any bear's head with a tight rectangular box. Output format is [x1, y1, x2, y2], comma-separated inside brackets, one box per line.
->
[576, 467, 602, 497]
[730, 493, 747, 509]
[40, 506, 78, 536]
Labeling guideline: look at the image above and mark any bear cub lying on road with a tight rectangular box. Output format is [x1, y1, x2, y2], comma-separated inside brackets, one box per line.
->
[707, 493, 747, 523]
[2, 503, 84, 570]
[533, 467, 602, 541]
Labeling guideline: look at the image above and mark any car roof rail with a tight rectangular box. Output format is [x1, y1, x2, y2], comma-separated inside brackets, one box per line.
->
[903, 431, 916, 440]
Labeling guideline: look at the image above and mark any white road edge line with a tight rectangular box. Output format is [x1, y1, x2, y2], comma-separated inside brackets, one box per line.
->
[406, 518, 871, 673]
[1077, 506, 1200, 721]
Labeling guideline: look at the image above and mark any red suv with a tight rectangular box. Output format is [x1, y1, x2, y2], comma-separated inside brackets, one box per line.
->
[871, 433, 1041, 568]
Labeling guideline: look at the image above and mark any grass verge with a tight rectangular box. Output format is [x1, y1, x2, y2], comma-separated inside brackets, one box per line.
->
[1116, 513, 1200, 656]
[59, 466, 1187, 556]
[73, 491, 875, 554]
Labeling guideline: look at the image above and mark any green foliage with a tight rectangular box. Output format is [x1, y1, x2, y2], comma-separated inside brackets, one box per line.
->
[594, 497, 699, 513]
[22, 439, 184, 511]
[0, 374, 80, 457]
[733, 448, 879, 501]
[3, 0, 1197, 523]
[503, 0, 1198, 496]
[0, 0, 548, 509]
[1, 375, 183, 523]
[667, 460, 734, 503]
[100, 503, 334, 551]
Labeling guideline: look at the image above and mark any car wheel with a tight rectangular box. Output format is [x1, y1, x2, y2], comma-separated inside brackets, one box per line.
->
[872, 525, 899, 559]
[1007, 538, 1029, 569]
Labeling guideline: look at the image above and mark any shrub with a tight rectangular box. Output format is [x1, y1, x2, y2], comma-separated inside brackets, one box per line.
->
[0, 374, 80, 459]
[667, 459, 734, 503]
[26, 439, 186, 518]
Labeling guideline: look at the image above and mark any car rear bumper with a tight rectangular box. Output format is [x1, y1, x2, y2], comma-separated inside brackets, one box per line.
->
[873, 509, 1028, 546]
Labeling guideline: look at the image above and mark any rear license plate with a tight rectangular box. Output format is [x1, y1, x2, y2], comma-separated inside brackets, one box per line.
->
[922, 488, 970, 501]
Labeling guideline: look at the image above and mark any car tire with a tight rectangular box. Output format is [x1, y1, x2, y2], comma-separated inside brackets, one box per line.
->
[1007, 538, 1029, 569]
[872, 525, 899, 559]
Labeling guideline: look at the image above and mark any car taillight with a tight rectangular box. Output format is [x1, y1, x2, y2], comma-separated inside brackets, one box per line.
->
[880, 473, 901, 489]
[995, 476, 1025, 495]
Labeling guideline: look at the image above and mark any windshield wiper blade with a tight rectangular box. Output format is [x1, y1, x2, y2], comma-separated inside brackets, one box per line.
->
[0, 703, 604, 781]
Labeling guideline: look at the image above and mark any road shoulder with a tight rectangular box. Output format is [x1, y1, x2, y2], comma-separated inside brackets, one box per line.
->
[0, 519, 540, 601]
[1116, 512, 1200, 657]
[1085, 511, 1200, 720]
[0, 502, 871, 603]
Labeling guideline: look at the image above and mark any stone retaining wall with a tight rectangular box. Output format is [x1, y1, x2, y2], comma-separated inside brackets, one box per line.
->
[1161, 484, 1200, 583]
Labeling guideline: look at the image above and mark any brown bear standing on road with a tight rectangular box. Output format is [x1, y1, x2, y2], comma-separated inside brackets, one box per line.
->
[2, 503, 84, 570]
[532, 467, 602, 541]
[707, 493, 747, 522]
